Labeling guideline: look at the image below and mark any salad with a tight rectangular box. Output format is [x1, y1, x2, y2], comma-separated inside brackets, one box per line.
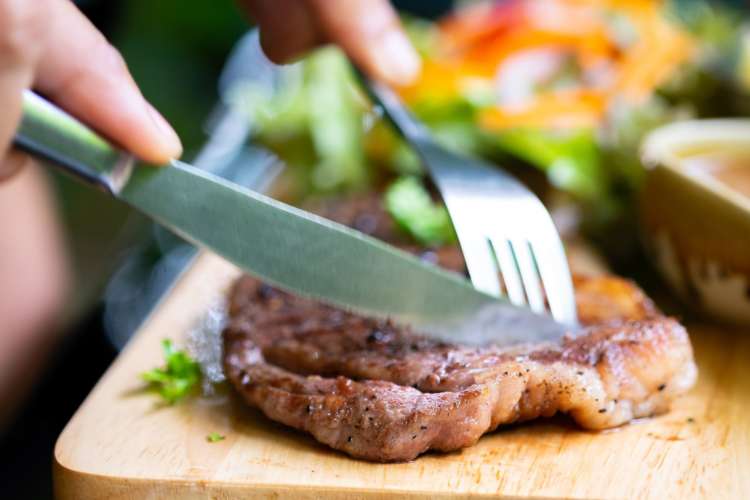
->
[232, 0, 749, 252]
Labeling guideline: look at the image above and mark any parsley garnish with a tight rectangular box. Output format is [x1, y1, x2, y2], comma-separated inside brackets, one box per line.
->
[206, 432, 225, 443]
[141, 339, 201, 404]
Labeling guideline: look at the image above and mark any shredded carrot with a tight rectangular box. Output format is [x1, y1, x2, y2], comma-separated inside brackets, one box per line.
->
[479, 90, 606, 130]
[401, 0, 696, 129]
[459, 28, 614, 78]
[397, 60, 463, 103]
[610, 3, 696, 102]
[438, 0, 526, 55]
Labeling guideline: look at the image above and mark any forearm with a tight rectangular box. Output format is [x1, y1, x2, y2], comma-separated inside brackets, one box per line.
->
[0, 165, 69, 430]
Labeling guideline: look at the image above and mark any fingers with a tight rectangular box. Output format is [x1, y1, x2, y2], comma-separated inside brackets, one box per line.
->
[238, 0, 421, 86]
[0, 0, 37, 170]
[32, 0, 181, 165]
[0, 150, 33, 182]
[0, 71, 30, 177]
[306, 0, 421, 85]
[238, 0, 321, 63]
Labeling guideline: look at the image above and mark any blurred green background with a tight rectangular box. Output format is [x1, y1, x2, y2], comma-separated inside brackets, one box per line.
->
[60, 0, 248, 321]
[61, 0, 454, 323]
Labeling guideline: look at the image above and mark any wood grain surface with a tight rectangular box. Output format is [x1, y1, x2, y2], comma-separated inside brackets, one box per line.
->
[54, 252, 750, 499]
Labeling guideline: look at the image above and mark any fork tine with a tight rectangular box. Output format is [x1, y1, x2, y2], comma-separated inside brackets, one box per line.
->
[530, 237, 578, 325]
[490, 237, 526, 307]
[363, 73, 577, 337]
[511, 239, 546, 314]
[453, 226, 502, 297]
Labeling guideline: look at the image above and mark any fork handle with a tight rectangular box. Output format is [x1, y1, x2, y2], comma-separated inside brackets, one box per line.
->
[354, 70, 430, 144]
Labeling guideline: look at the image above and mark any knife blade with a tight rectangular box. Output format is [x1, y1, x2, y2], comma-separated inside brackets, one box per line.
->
[14, 90, 569, 346]
[104, 31, 286, 350]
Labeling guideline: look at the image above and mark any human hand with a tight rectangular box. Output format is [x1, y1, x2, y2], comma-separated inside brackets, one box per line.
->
[237, 0, 421, 86]
[0, 0, 182, 181]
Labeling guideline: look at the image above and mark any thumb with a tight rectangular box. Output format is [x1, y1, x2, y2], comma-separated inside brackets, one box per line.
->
[307, 0, 421, 86]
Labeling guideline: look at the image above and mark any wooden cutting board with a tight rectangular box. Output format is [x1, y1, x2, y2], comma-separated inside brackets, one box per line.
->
[54, 252, 750, 499]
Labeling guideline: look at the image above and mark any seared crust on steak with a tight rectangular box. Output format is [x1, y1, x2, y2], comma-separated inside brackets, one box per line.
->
[222, 196, 697, 462]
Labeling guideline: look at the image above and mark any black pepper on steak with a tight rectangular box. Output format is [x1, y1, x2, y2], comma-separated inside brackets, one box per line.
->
[222, 195, 697, 462]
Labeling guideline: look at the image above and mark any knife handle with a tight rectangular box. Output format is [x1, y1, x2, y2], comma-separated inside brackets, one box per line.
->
[13, 90, 134, 195]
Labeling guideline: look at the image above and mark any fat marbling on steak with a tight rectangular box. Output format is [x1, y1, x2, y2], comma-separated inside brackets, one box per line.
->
[222, 196, 697, 462]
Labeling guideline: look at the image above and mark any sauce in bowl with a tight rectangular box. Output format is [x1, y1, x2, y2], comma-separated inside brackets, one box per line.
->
[681, 152, 750, 199]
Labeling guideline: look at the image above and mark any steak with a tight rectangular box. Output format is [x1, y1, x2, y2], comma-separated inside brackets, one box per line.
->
[223, 196, 697, 462]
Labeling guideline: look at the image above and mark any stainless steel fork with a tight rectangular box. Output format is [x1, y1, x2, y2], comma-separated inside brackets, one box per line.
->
[362, 78, 578, 325]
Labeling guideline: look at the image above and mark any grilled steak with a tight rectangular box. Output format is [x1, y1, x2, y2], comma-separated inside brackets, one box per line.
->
[223, 196, 697, 462]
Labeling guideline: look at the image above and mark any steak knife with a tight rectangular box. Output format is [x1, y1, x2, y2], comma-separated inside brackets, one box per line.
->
[13, 90, 570, 346]
[103, 31, 285, 349]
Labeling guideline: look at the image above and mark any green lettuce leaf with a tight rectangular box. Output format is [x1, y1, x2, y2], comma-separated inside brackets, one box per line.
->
[385, 176, 457, 246]
[492, 128, 606, 200]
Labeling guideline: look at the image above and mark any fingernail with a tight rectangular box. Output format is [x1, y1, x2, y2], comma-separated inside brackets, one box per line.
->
[373, 30, 421, 86]
[146, 103, 183, 159]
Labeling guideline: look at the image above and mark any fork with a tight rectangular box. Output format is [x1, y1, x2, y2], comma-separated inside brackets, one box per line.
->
[360, 77, 578, 325]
